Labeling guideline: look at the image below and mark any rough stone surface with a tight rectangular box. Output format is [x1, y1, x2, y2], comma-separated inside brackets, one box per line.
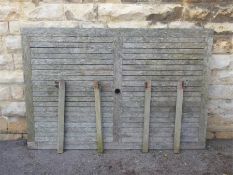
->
[64, 4, 96, 21]
[0, 116, 8, 133]
[210, 54, 233, 70]
[0, 86, 11, 101]
[205, 22, 233, 33]
[13, 54, 23, 70]
[0, 54, 14, 70]
[7, 117, 26, 134]
[1, 102, 26, 117]
[0, 22, 8, 35]
[27, 4, 64, 21]
[213, 35, 233, 54]
[0, 4, 20, 21]
[0, 134, 24, 140]
[10, 85, 24, 100]
[98, 4, 183, 23]
[183, 5, 211, 22]
[0, 70, 23, 83]
[4, 35, 22, 51]
[209, 85, 233, 99]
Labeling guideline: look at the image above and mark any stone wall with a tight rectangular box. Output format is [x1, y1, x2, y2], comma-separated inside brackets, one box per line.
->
[0, 0, 232, 140]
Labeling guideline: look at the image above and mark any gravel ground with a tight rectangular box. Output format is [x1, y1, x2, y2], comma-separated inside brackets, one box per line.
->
[0, 140, 232, 175]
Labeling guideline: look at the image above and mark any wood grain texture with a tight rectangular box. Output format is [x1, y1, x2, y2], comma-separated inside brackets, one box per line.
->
[142, 80, 152, 153]
[57, 80, 65, 154]
[174, 81, 184, 154]
[22, 35, 35, 143]
[22, 28, 212, 150]
[94, 81, 104, 153]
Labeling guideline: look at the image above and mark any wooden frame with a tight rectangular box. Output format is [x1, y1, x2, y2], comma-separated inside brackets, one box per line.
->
[57, 80, 65, 154]
[22, 28, 213, 150]
[142, 80, 152, 153]
[94, 81, 104, 153]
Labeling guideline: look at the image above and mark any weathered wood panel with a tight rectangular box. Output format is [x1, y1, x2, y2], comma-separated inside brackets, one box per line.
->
[22, 28, 212, 150]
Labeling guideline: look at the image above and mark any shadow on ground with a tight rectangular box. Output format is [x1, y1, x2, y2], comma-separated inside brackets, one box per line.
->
[0, 140, 232, 175]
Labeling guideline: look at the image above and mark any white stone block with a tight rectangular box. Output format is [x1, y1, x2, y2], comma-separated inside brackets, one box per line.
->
[11, 85, 24, 100]
[0, 86, 11, 100]
[13, 53, 23, 70]
[168, 21, 199, 29]
[27, 4, 64, 21]
[205, 23, 233, 33]
[98, 4, 182, 22]
[1, 102, 26, 117]
[5, 35, 22, 51]
[0, 3, 20, 21]
[0, 22, 8, 34]
[209, 85, 233, 99]
[210, 54, 233, 70]
[64, 4, 96, 21]
[0, 70, 23, 83]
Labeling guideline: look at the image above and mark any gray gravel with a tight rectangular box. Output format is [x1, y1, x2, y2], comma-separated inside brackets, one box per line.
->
[0, 140, 232, 175]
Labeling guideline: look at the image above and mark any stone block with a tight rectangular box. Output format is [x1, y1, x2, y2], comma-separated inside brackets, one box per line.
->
[64, 4, 96, 21]
[168, 21, 199, 28]
[209, 85, 233, 99]
[215, 131, 233, 139]
[8, 117, 26, 134]
[213, 34, 233, 54]
[107, 21, 149, 28]
[1, 102, 26, 117]
[205, 22, 233, 33]
[0, 116, 8, 133]
[98, 4, 183, 23]
[183, 5, 211, 22]
[0, 134, 23, 140]
[0, 22, 8, 35]
[13, 53, 23, 70]
[0, 3, 20, 21]
[210, 54, 233, 70]
[0, 70, 23, 83]
[213, 5, 233, 23]
[206, 131, 215, 139]
[9, 21, 20, 34]
[208, 99, 233, 117]
[0, 54, 14, 70]
[210, 69, 233, 85]
[0, 85, 11, 101]
[27, 4, 64, 21]
[4, 35, 22, 51]
[11, 85, 24, 100]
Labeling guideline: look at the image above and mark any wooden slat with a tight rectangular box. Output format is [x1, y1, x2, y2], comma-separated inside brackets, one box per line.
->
[174, 81, 184, 154]
[123, 48, 205, 54]
[123, 42, 206, 49]
[94, 81, 104, 153]
[142, 80, 152, 153]
[123, 59, 203, 65]
[31, 59, 113, 65]
[57, 80, 65, 154]
[22, 36, 35, 143]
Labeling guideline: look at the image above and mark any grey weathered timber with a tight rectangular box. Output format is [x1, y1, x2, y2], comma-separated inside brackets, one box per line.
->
[94, 81, 104, 153]
[22, 28, 213, 150]
[22, 36, 34, 143]
[174, 81, 184, 154]
[57, 80, 65, 154]
[142, 81, 152, 153]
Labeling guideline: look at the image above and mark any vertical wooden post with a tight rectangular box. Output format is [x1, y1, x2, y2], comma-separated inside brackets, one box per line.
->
[94, 81, 104, 153]
[57, 80, 65, 154]
[142, 80, 152, 153]
[174, 80, 184, 154]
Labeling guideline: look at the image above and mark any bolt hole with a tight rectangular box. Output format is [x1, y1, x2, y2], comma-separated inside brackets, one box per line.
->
[115, 88, 121, 94]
